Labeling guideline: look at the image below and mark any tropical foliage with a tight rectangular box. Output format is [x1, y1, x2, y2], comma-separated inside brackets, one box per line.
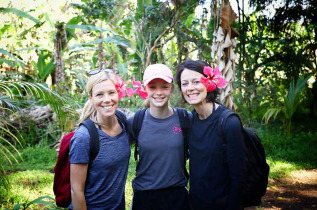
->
[263, 75, 311, 134]
[0, 79, 72, 192]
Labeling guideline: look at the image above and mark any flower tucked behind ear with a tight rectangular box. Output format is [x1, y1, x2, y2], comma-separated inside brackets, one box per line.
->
[132, 76, 148, 100]
[115, 76, 129, 99]
[201, 66, 227, 92]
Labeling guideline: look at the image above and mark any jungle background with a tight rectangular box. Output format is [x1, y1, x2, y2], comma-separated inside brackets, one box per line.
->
[0, 0, 316, 209]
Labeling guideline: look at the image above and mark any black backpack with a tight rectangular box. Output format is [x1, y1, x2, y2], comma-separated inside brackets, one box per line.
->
[132, 108, 191, 178]
[219, 109, 270, 207]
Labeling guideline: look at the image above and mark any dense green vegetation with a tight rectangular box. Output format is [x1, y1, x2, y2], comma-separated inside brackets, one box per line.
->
[1, 126, 316, 209]
[0, 0, 316, 209]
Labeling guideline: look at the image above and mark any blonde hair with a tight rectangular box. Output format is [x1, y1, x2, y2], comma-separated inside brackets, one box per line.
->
[79, 71, 117, 123]
[142, 99, 150, 108]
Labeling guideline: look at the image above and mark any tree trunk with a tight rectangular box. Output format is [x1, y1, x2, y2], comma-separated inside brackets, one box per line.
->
[53, 22, 68, 92]
[211, 4, 238, 110]
[98, 33, 106, 70]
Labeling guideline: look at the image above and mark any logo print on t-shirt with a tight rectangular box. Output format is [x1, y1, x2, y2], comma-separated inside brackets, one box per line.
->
[172, 124, 182, 135]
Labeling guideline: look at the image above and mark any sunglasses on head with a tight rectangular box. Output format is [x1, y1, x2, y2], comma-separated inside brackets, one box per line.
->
[88, 68, 114, 75]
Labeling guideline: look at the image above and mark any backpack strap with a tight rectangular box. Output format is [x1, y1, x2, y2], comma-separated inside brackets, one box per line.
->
[219, 109, 242, 144]
[79, 119, 99, 165]
[115, 110, 127, 128]
[218, 109, 241, 163]
[79, 111, 126, 166]
[176, 108, 191, 158]
[176, 108, 191, 179]
[132, 108, 147, 162]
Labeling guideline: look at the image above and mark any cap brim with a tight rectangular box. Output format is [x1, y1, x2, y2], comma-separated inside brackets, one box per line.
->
[143, 75, 173, 86]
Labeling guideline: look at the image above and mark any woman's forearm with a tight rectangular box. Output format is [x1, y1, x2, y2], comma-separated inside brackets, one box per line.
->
[71, 188, 87, 210]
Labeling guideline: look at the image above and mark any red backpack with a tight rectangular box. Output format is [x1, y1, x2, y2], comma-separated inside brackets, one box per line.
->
[53, 110, 127, 207]
[53, 119, 99, 207]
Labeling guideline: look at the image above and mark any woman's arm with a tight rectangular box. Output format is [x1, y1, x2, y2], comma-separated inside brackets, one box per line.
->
[224, 115, 245, 210]
[127, 115, 136, 145]
[70, 163, 88, 210]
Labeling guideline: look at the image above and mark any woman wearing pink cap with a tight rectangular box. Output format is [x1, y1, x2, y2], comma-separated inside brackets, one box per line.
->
[127, 64, 191, 210]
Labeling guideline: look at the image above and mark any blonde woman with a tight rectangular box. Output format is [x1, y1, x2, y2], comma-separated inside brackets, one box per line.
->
[69, 69, 130, 210]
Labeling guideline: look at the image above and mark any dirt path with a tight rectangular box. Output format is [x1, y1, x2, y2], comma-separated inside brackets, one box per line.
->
[248, 169, 317, 210]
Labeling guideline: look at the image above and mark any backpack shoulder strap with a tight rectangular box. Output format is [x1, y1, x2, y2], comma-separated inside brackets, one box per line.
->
[132, 108, 147, 162]
[79, 119, 99, 165]
[176, 108, 191, 134]
[176, 108, 191, 150]
[132, 109, 147, 139]
[115, 110, 127, 128]
[218, 109, 238, 164]
[218, 109, 240, 144]
[176, 108, 191, 180]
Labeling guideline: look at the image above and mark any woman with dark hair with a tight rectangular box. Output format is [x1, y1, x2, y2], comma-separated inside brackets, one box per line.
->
[176, 59, 246, 210]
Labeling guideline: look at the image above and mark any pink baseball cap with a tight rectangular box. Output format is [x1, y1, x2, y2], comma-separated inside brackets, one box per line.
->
[143, 64, 173, 86]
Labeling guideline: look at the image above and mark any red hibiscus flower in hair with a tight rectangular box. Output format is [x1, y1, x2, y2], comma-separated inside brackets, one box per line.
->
[200, 66, 227, 92]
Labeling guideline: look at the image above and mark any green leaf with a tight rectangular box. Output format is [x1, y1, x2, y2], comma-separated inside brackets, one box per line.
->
[69, 47, 98, 52]
[44, 13, 55, 29]
[13, 203, 22, 210]
[66, 24, 118, 35]
[104, 36, 131, 47]
[185, 14, 194, 26]
[41, 59, 55, 80]
[263, 108, 281, 124]
[136, 0, 153, 20]
[37, 54, 45, 77]
[26, 195, 55, 207]
[37, 54, 55, 81]
[66, 16, 82, 40]
[0, 48, 24, 67]
[0, 59, 16, 66]
[70, 37, 131, 50]
[0, 7, 41, 24]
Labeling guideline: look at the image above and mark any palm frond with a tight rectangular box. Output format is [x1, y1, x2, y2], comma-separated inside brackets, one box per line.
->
[263, 107, 282, 124]
[0, 96, 21, 111]
[284, 75, 310, 119]
[0, 164, 10, 190]
[0, 79, 75, 191]
[0, 142, 21, 166]
[0, 80, 73, 130]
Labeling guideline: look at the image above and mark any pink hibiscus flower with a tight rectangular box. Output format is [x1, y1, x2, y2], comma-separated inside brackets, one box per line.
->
[132, 76, 148, 100]
[200, 66, 227, 92]
[115, 75, 128, 99]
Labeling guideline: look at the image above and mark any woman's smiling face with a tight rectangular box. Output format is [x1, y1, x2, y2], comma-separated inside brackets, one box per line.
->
[90, 79, 119, 119]
[180, 69, 207, 106]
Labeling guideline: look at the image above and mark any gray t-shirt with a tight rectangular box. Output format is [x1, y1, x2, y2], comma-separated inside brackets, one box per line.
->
[127, 108, 189, 192]
[69, 121, 130, 210]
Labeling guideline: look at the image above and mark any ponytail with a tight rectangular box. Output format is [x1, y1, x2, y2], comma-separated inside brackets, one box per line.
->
[79, 100, 96, 123]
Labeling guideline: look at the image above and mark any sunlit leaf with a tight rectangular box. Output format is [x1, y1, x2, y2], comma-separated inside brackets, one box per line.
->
[0, 48, 24, 67]
[66, 24, 118, 36]
[0, 7, 41, 24]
